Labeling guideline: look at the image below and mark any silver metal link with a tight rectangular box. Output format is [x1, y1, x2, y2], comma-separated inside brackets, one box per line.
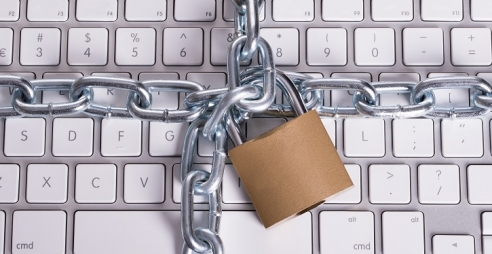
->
[233, 0, 262, 61]
[0, 75, 35, 117]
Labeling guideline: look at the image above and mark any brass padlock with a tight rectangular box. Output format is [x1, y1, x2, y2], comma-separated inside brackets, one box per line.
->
[229, 73, 353, 228]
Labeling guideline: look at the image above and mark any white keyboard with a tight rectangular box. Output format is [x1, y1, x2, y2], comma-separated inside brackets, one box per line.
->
[2, 0, 492, 253]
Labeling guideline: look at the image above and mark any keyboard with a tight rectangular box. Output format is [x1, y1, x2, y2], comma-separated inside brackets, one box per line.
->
[2, 0, 492, 253]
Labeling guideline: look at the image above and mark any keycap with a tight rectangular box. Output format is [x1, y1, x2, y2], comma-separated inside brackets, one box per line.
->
[163, 28, 203, 65]
[331, 73, 372, 107]
[0, 28, 13, 66]
[101, 119, 142, 156]
[124, 164, 165, 203]
[433, 235, 474, 254]
[149, 122, 187, 156]
[307, 28, 347, 66]
[42, 73, 83, 102]
[442, 119, 483, 157]
[223, 164, 251, 203]
[125, 0, 166, 21]
[403, 28, 444, 66]
[0, 164, 19, 203]
[116, 28, 156, 65]
[92, 73, 132, 107]
[68, 28, 108, 65]
[321, 118, 336, 146]
[173, 164, 210, 203]
[418, 164, 460, 204]
[326, 164, 361, 204]
[323, 0, 363, 21]
[223, 0, 265, 21]
[427, 73, 469, 108]
[421, 0, 463, 21]
[382, 212, 424, 254]
[344, 119, 385, 157]
[0, 0, 19, 21]
[379, 73, 420, 106]
[483, 213, 492, 235]
[484, 236, 492, 254]
[371, 0, 413, 21]
[260, 28, 299, 66]
[20, 28, 61, 65]
[4, 118, 45, 157]
[211, 28, 235, 65]
[393, 119, 434, 157]
[187, 72, 226, 90]
[27, 0, 68, 21]
[75, 164, 117, 203]
[0, 211, 3, 254]
[320, 211, 374, 254]
[76, 0, 117, 21]
[26, 164, 68, 203]
[355, 28, 395, 66]
[174, 0, 215, 21]
[52, 118, 94, 156]
[273, 0, 314, 21]
[370, 164, 410, 204]
[0, 73, 35, 106]
[468, 165, 492, 204]
[471, 0, 492, 21]
[12, 211, 66, 254]
[140, 73, 179, 109]
[451, 28, 492, 66]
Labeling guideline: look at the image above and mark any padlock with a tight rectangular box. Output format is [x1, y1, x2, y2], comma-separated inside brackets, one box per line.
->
[228, 72, 353, 228]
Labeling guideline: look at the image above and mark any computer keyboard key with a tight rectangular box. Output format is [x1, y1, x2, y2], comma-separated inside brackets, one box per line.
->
[223, 0, 265, 21]
[125, 0, 166, 21]
[421, 0, 463, 21]
[382, 211, 424, 254]
[371, 0, 413, 21]
[418, 164, 460, 204]
[12, 211, 66, 254]
[0, 73, 34, 105]
[211, 28, 235, 65]
[451, 28, 492, 66]
[52, 118, 93, 156]
[321, 118, 336, 146]
[0, 164, 19, 203]
[91, 73, 132, 107]
[433, 235, 474, 254]
[124, 164, 165, 204]
[355, 28, 395, 66]
[0, 0, 19, 21]
[68, 28, 108, 66]
[428, 73, 470, 108]
[403, 28, 444, 66]
[379, 73, 419, 106]
[27, 0, 68, 21]
[468, 165, 492, 204]
[370, 164, 411, 204]
[471, 0, 492, 21]
[326, 164, 361, 204]
[322, 0, 363, 21]
[4, 118, 45, 157]
[75, 164, 117, 203]
[223, 164, 251, 203]
[260, 28, 299, 66]
[139, 73, 179, 109]
[26, 164, 68, 203]
[0, 211, 3, 254]
[393, 119, 434, 157]
[101, 119, 142, 156]
[442, 119, 483, 158]
[320, 211, 374, 254]
[484, 236, 492, 254]
[20, 28, 61, 66]
[0, 29, 13, 66]
[42, 73, 83, 103]
[149, 122, 187, 156]
[116, 28, 156, 65]
[163, 28, 203, 65]
[307, 28, 347, 66]
[344, 119, 385, 157]
[331, 73, 372, 107]
[174, 0, 215, 21]
[273, 0, 314, 21]
[76, 0, 117, 21]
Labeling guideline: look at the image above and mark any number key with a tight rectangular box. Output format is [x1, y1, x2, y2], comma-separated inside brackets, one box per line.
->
[260, 28, 299, 66]
[116, 28, 156, 65]
[307, 28, 347, 66]
[68, 28, 108, 66]
[355, 28, 395, 66]
[20, 28, 61, 66]
[163, 28, 203, 65]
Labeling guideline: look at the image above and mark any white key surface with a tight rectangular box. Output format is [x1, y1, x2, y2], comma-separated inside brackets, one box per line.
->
[223, 165, 251, 203]
[355, 28, 395, 66]
[0, 0, 19, 21]
[12, 211, 66, 254]
[187, 72, 226, 90]
[76, 0, 117, 21]
[393, 119, 434, 157]
[149, 122, 187, 156]
[331, 73, 372, 107]
[26, 164, 68, 203]
[451, 28, 492, 66]
[320, 211, 374, 254]
[140, 73, 179, 110]
[321, 118, 336, 146]
[52, 118, 94, 156]
[0, 73, 34, 106]
[4, 118, 45, 157]
[427, 73, 470, 108]
[471, 0, 492, 21]
[68, 28, 108, 65]
[344, 119, 385, 157]
[223, 0, 265, 21]
[173, 164, 210, 203]
[467, 165, 492, 204]
[125, 0, 166, 21]
[421, 0, 463, 21]
[260, 28, 299, 66]
[483, 212, 492, 235]
[0, 164, 19, 203]
[211, 28, 235, 65]
[382, 212, 424, 254]
[418, 164, 460, 204]
[20, 28, 61, 65]
[0, 29, 13, 66]
[116, 28, 156, 65]
[326, 164, 361, 204]
[101, 119, 142, 156]
[370, 164, 410, 204]
[484, 236, 492, 254]
[379, 73, 420, 106]
[442, 119, 483, 157]
[75, 164, 117, 203]
[175, 0, 215, 21]
[124, 164, 165, 203]
[90, 72, 131, 107]
[42, 73, 83, 103]
[433, 235, 475, 254]
[0, 211, 3, 254]
[27, 0, 68, 21]
[322, 0, 363, 21]
[273, 0, 313, 21]
[371, 0, 413, 21]
[403, 28, 444, 66]
[163, 28, 203, 65]
[307, 28, 347, 66]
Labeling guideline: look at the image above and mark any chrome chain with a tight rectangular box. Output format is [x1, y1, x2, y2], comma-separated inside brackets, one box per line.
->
[0, 1, 492, 253]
